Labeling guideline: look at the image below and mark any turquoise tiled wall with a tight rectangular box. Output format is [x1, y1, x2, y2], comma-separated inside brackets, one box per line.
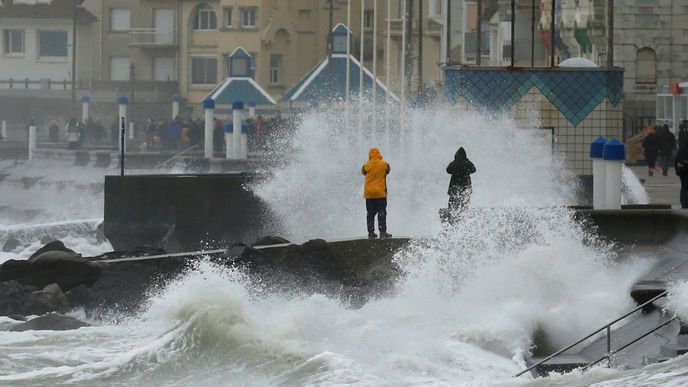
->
[443, 66, 624, 175]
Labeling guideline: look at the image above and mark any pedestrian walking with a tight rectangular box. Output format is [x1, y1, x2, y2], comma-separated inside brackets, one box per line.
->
[642, 127, 659, 176]
[446, 147, 476, 212]
[361, 148, 392, 239]
[658, 124, 677, 176]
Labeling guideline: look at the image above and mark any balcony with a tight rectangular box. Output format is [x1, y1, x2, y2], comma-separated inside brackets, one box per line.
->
[128, 29, 178, 48]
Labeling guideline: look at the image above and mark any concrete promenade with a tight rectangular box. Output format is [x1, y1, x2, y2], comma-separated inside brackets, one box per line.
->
[628, 165, 682, 208]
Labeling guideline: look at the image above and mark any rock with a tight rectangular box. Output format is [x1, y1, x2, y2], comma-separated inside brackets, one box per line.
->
[2, 236, 20, 252]
[9, 313, 90, 332]
[34, 283, 69, 312]
[31, 251, 87, 265]
[95, 222, 107, 244]
[27, 240, 76, 261]
[224, 243, 273, 267]
[253, 236, 291, 246]
[0, 252, 102, 292]
[0, 280, 68, 317]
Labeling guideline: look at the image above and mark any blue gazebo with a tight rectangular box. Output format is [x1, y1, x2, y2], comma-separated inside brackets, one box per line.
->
[282, 24, 398, 107]
[206, 47, 277, 119]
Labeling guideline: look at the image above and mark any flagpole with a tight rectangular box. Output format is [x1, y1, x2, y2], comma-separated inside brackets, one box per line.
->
[360, 0, 366, 145]
[346, 0, 351, 102]
[385, 0, 391, 151]
[372, 0, 378, 145]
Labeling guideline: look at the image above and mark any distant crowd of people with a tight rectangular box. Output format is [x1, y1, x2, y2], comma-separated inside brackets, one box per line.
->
[29, 113, 286, 153]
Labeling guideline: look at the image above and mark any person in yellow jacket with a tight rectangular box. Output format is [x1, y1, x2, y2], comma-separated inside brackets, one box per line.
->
[361, 148, 392, 239]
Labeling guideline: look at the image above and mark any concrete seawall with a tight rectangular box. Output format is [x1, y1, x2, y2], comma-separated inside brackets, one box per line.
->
[104, 173, 281, 252]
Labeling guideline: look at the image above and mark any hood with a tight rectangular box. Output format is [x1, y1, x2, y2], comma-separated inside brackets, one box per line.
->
[369, 148, 383, 161]
[454, 147, 467, 161]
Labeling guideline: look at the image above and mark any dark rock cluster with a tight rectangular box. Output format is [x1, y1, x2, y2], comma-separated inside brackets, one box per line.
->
[0, 236, 407, 331]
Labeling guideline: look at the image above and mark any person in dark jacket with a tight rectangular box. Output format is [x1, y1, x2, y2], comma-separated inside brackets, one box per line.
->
[679, 120, 688, 150]
[658, 124, 677, 176]
[446, 147, 476, 211]
[642, 127, 659, 176]
[675, 143, 688, 208]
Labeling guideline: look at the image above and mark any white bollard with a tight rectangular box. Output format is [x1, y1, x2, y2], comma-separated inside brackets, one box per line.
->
[1, 120, 6, 140]
[118, 96, 128, 154]
[590, 136, 607, 209]
[224, 123, 234, 159]
[602, 138, 625, 210]
[232, 101, 243, 160]
[203, 98, 215, 158]
[172, 94, 181, 119]
[248, 101, 256, 120]
[81, 95, 90, 123]
[28, 124, 36, 160]
[128, 121, 135, 140]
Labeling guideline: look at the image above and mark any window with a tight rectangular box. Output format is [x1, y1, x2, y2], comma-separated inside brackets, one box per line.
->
[230, 57, 250, 77]
[110, 8, 131, 31]
[38, 30, 68, 57]
[154, 57, 174, 81]
[223, 7, 233, 28]
[241, 7, 257, 27]
[192, 56, 217, 84]
[429, 0, 442, 17]
[110, 57, 130, 81]
[364, 10, 374, 30]
[333, 32, 348, 53]
[194, 4, 217, 30]
[269, 54, 281, 84]
[3, 30, 24, 54]
[637, 47, 656, 84]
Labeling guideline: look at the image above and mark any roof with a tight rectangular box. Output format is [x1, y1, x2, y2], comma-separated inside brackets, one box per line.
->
[207, 77, 276, 106]
[282, 53, 399, 104]
[0, 0, 97, 22]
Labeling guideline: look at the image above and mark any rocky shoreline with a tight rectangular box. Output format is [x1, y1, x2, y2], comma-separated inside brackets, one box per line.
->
[0, 237, 408, 331]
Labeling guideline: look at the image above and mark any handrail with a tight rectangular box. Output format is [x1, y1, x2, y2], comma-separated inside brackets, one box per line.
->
[153, 145, 199, 169]
[585, 316, 678, 369]
[514, 291, 668, 377]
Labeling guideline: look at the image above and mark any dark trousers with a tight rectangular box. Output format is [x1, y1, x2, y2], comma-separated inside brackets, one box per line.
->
[366, 198, 387, 234]
[660, 154, 672, 175]
[681, 176, 688, 209]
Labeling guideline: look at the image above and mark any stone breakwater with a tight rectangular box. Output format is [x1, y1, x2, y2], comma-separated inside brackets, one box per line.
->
[0, 237, 409, 330]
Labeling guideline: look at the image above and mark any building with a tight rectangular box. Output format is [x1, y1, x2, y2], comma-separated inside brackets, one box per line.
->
[0, 0, 97, 122]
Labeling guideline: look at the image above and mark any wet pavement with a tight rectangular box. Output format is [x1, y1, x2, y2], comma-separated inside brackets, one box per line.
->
[629, 165, 682, 207]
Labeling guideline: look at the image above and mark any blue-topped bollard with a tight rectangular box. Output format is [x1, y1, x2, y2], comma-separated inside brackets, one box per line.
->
[171, 94, 182, 119]
[81, 95, 91, 123]
[232, 101, 244, 160]
[203, 98, 215, 158]
[248, 101, 256, 120]
[118, 96, 128, 154]
[224, 122, 234, 159]
[602, 138, 625, 209]
[590, 136, 607, 209]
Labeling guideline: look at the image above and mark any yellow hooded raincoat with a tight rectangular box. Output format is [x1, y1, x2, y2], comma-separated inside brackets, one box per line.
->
[361, 148, 391, 199]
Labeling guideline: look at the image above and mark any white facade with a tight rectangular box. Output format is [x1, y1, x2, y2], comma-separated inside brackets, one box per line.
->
[0, 19, 75, 81]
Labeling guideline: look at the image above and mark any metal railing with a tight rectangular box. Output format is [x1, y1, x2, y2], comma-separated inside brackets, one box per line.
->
[515, 291, 669, 377]
[153, 145, 199, 169]
[129, 28, 178, 47]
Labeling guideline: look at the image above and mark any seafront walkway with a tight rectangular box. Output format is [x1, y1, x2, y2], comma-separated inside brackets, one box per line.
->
[628, 165, 682, 208]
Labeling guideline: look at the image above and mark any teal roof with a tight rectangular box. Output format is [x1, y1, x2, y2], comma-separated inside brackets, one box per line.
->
[207, 78, 276, 106]
[282, 54, 398, 104]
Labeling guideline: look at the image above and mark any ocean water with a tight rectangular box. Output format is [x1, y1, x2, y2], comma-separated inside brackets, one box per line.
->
[0, 104, 680, 386]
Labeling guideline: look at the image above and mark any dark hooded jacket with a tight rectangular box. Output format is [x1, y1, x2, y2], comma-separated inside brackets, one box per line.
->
[446, 147, 476, 195]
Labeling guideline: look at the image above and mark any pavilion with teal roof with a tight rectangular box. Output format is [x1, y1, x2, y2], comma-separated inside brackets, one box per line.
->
[206, 47, 277, 119]
[283, 24, 398, 107]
